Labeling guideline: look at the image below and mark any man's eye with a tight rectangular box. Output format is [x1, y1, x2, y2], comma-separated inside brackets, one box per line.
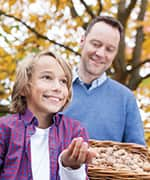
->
[91, 40, 101, 48]
[93, 43, 100, 47]
[106, 47, 115, 53]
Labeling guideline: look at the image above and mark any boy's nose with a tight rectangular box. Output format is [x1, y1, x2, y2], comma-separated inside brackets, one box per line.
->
[51, 80, 61, 91]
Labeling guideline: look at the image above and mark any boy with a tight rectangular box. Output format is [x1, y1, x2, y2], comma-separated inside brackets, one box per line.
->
[0, 51, 95, 180]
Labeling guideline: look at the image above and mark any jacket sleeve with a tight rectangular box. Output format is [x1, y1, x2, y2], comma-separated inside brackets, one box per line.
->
[71, 120, 89, 180]
[0, 117, 9, 172]
[72, 120, 89, 143]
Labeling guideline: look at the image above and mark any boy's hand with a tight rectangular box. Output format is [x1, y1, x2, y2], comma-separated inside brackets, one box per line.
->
[61, 137, 96, 169]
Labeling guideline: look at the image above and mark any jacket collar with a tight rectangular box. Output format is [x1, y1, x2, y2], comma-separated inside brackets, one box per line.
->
[20, 109, 63, 127]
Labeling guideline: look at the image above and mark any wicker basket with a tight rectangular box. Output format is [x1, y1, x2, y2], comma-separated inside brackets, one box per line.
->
[88, 140, 150, 180]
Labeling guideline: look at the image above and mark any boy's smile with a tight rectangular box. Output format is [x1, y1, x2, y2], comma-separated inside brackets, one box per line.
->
[43, 95, 62, 102]
[42, 94, 64, 105]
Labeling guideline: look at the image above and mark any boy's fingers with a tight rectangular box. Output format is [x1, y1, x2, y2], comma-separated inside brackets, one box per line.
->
[61, 138, 97, 168]
[86, 149, 98, 163]
[61, 139, 77, 167]
[70, 137, 83, 160]
[76, 142, 89, 164]
[66, 138, 77, 156]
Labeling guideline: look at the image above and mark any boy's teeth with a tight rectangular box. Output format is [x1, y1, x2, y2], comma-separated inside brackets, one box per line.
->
[50, 97, 59, 101]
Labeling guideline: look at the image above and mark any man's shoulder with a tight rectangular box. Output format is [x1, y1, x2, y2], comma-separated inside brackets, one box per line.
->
[107, 78, 132, 94]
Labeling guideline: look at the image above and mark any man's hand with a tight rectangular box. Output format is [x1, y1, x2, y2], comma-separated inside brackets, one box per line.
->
[61, 137, 96, 169]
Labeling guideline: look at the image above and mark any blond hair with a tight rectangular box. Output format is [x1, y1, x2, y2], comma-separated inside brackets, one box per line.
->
[10, 51, 72, 114]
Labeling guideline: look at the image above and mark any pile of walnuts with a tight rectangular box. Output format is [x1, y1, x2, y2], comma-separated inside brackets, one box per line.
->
[90, 145, 150, 173]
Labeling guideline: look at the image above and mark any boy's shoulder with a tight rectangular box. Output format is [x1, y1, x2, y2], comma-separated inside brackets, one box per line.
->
[60, 114, 84, 128]
[0, 113, 18, 126]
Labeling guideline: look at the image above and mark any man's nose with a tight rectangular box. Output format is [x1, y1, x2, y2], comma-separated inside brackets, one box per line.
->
[95, 47, 105, 57]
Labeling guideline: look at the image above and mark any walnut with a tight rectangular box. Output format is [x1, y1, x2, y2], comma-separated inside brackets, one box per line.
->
[89, 145, 150, 174]
[143, 162, 150, 171]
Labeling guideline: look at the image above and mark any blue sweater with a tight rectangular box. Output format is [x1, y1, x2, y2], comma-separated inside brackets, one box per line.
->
[64, 77, 145, 145]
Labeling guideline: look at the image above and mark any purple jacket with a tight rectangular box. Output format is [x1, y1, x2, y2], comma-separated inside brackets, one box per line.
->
[0, 109, 88, 180]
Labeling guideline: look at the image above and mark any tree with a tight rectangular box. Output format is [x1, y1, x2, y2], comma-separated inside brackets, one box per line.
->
[0, 0, 150, 114]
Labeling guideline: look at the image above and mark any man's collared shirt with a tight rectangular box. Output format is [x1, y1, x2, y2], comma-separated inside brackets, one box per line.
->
[73, 67, 107, 91]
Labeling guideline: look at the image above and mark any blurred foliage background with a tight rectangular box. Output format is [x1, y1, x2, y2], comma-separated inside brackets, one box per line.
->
[0, 0, 150, 146]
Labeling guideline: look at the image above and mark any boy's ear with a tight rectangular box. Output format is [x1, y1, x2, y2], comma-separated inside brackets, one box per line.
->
[21, 83, 31, 97]
[20, 86, 29, 96]
[20, 89, 25, 96]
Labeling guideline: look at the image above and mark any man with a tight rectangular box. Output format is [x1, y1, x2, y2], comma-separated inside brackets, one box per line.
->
[64, 16, 145, 145]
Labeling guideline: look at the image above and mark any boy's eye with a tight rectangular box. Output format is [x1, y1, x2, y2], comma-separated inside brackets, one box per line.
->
[60, 78, 68, 84]
[42, 75, 52, 80]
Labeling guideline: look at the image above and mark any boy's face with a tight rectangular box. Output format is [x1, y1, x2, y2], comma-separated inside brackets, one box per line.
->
[27, 55, 69, 118]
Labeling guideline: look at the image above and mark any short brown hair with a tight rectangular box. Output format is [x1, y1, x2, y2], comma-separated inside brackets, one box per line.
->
[10, 51, 72, 114]
[85, 16, 124, 39]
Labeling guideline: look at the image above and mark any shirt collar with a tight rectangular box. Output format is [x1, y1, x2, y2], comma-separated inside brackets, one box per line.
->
[20, 109, 63, 127]
[73, 67, 107, 90]
[20, 109, 35, 126]
[53, 112, 63, 126]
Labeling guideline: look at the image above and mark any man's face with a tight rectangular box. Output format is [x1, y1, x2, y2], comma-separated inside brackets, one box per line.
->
[80, 21, 120, 80]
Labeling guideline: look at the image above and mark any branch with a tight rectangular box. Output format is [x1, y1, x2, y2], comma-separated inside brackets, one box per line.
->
[117, 0, 126, 25]
[133, 73, 150, 89]
[0, 10, 80, 56]
[132, 0, 148, 65]
[116, 1, 127, 73]
[70, 0, 79, 18]
[128, 59, 150, 73]
[96, 0, 103, 16]
[142, 73, 150, 79]
[125, 0, 137, 20]
[117, 0, 137, 27]
[127, 0, 148, 89]
[80, 0, 95, 18]
[126, 59, 150, 89]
